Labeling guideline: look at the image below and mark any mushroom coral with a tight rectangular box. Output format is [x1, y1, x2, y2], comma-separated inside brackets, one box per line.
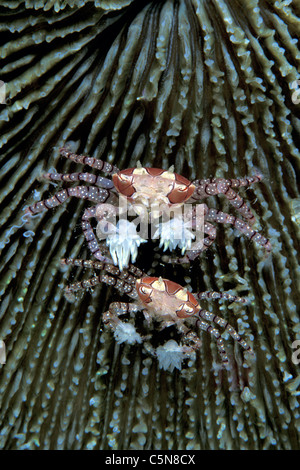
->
[0, 0, 299, 450]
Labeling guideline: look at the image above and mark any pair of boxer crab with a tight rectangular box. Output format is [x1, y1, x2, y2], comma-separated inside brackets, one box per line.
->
[25, 147, 271, 370]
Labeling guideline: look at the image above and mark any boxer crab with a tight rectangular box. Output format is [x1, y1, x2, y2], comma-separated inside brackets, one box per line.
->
[25, 148, 271, 270]
[61, 257, 254, 370]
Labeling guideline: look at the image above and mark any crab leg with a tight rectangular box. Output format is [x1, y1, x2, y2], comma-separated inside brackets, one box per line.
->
[193, 174, 263, 190]
[59, 148, 119, 174]
[191, 174, 263, 225]
[176, 323, 202, 351]
[204, 206, 271, 253]
[190, 221, 216, 256]
[25, 186, 111, 216]
[163, 200, 271, 264]
[194, 318, 229, 364]
[163, 208, 271, 262]
[103, 302, 140, 322]
[61, 257, 145, 279]
[81, 205, 118, 262]
[64, 271, 139, 299]
[195, 291, 247, 303]
[196, 309, 253, 354]
[42, 171, 115, 189]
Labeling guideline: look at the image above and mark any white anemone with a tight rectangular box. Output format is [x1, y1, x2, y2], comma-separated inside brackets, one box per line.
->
[114, 322, 142, 345]
[156, 340, 186, 371]
[154, 217, 195, 254]
[106, 219, 147, 270]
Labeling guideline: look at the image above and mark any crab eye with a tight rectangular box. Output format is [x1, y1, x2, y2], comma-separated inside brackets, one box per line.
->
[136, 281, 153, 304]
[167, 182, 195, 204]
[140, 285, 152, 296]
[119, 174, 132, 182]
[176, 304, 194, 319]
[183, 305, 194, 314]
[113, 172, 135, 198]
[175, 184, 189, 192]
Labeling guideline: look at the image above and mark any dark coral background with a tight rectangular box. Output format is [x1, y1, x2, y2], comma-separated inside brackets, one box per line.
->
[0, 0, 299, 449]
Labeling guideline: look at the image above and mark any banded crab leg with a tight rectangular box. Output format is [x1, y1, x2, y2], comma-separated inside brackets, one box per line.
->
[81, 204, 119, 262]
[61, 257, 145, 276]
[191, 173, 263, 225]
[176, 320, 230, 365]
[194, 318, 232, 365]
[195, 291, 248, 303]
[176, 323, 202, 353]
[163, 203, 271, 264]
[204, 206, 271, 253]
[61, 257, 145, 281]
[62, 258, 145, 343]
[63, 270, 137, 298]
[193, 291, 253, 363]
[195, 307, 254, 359]
[61, 257, 145, 299]
[183, 221, 217, 261]
[59, 147, 119, 174]
[25, 147, 119, 216]
[41, 170, 115, 190]
[27, 199, 118, 262]
[25, 185, 112, 216]
[25, 150, 120, 260]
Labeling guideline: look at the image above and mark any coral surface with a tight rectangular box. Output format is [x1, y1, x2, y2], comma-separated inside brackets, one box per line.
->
[0, 0, 299, 450]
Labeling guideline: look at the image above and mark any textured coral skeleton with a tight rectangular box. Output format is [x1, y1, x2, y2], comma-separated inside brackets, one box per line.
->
[0, 341, 6, 365]
[25, 148, 271, 269]
[61, 257, 254, 370]
[0, 0, 299, 451]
